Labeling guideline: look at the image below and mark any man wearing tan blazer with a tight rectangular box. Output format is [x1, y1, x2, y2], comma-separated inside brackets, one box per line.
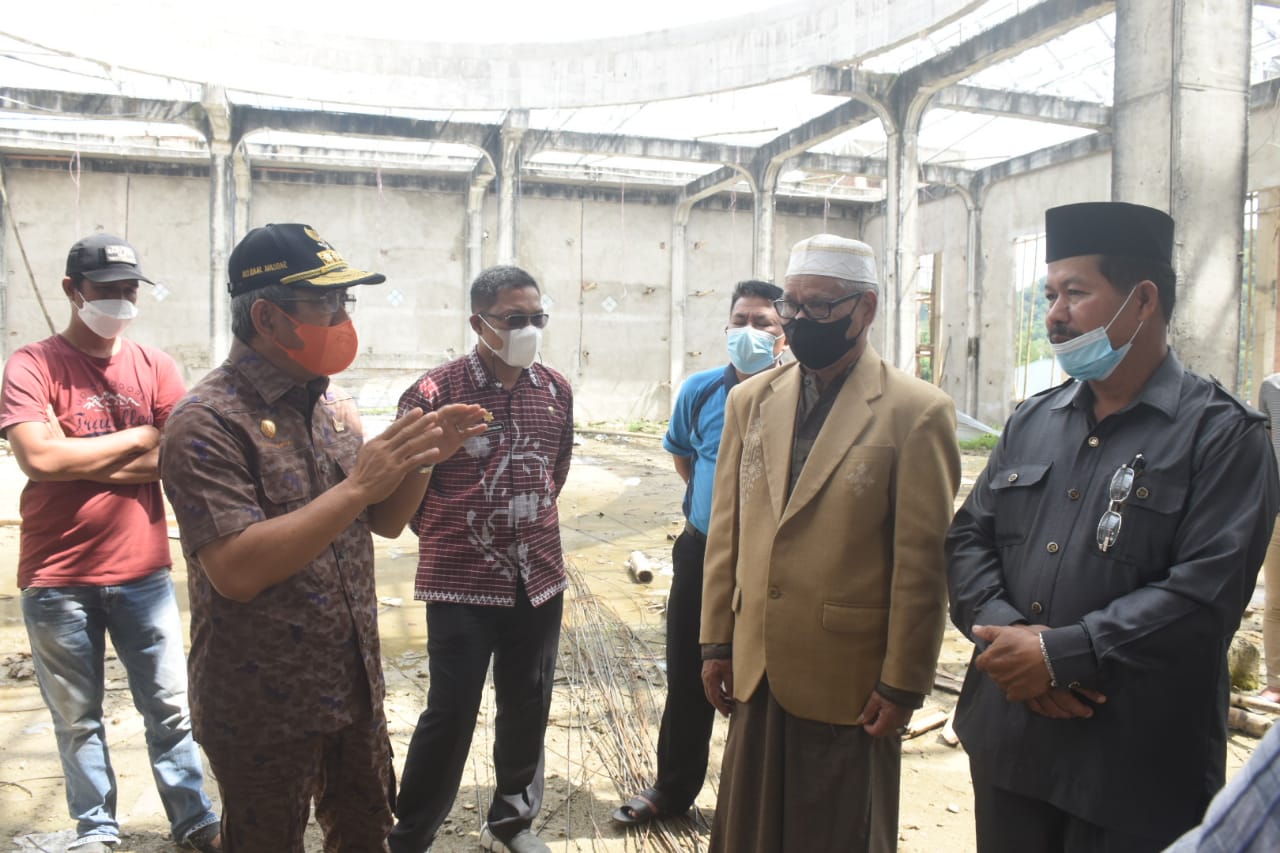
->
[700, 234, 960, 853]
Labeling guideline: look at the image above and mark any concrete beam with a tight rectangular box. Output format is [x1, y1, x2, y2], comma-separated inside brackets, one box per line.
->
[0, 128, 208, 161]
[757, 99, 881, 169]
[680, 168, 752, 206]
[232, 106, 495, 150]
[815, 0, 1116, 104]
[789, 152, 973, 188]
[930, 84, 1112, 129]
[524, 129, 754, 168]
[682, 99, 880, 204]
[808, 68, 899, 105]
[248, 144, 480, 174]
[899, 0, 1115, 96]
[10, 0, 988, 110]
[0, 87, 206, 129]
[971, 131, 1112, 194]
[1251, 76, 1280, 110]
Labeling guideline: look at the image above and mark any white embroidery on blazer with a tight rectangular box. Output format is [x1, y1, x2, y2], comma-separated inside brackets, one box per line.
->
[846, 460, 873, 496]
[740, 414, 765, 500]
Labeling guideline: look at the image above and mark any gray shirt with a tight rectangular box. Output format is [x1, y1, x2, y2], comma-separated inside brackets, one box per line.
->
[947, 351, 1279, 841]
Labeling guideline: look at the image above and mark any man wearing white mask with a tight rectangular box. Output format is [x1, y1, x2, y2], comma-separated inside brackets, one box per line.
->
[947, 202, 1280, 851]
[614, 280, 785, 827]
[0, 234, 222, 852]
[700, 235, 959, 852]
[390, 265, 574, 853]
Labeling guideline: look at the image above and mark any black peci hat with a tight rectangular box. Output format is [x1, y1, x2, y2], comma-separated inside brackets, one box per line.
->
[1045, 202, 1174, 265]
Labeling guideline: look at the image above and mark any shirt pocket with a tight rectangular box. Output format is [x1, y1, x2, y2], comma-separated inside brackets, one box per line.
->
[990, 462, 1052, 546]
[259, 450, 313, 512]
[327, 430, 369, 524]
[1100, 468, 1187, 581]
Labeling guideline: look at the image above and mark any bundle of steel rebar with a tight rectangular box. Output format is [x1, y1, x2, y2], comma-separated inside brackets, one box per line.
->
[555, 561, 710, 851]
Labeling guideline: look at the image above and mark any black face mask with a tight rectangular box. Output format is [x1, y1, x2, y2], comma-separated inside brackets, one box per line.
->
[786, 314, 862, 369]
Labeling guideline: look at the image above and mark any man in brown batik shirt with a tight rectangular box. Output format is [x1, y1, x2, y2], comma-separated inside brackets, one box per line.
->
[160, 224, 485, 853]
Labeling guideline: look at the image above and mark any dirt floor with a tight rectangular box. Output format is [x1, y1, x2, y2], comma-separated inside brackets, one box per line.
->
[0, 435, 1267, 852]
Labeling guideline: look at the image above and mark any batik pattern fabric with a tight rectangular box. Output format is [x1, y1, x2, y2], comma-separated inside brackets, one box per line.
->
[160, 340, 382, 749]
[397, 349, 574, 607]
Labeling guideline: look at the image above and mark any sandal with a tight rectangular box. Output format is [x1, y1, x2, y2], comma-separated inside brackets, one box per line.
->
[611, 787, 667, 826]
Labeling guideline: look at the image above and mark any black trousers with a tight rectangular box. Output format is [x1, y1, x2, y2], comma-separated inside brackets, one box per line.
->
[388, 582, 563, 853]
[971, 769, 1169, 853]
[653, 527, 717, 813]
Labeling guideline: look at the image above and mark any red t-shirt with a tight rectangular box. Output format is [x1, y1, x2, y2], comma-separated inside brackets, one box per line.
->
[0, 334, 185, 588]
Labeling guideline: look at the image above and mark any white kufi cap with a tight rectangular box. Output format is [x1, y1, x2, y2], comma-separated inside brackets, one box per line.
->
[785, 233, 878, 285]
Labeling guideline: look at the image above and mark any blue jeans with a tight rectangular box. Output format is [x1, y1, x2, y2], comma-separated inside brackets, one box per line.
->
[21, 568, 218, 847]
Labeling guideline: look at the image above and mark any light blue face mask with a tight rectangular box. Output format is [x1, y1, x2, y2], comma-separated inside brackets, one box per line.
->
[726, 326, 780, 375]
[1050, 287, 1143, 381]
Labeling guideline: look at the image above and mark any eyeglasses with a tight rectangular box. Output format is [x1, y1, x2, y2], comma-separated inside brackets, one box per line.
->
[1097, 453, 1145, 553]
[481, 312, 550, 329]
[276, 291, 357, 316]
[773, 292, 861, 321]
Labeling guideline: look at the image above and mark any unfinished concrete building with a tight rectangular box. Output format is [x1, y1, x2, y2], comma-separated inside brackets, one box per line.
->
[3, 0, 1280, 424]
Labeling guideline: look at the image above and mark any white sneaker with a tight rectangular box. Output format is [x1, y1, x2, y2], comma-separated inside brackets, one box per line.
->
[479, 823, 551, 853]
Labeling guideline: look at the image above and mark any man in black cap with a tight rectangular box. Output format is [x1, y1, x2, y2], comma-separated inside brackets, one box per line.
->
[1, 233, 222, 852]
[160, 224, 487, 852]
[947, 201, 1280, 851]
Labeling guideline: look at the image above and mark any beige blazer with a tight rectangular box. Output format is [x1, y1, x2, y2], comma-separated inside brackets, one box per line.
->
[700, 346, 960, 724]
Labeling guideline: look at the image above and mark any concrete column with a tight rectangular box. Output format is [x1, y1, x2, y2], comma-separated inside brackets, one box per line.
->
[882, 108, 924, 373]
[496, 111, 528, 265]
[753, 164, 779, 280]
[0, 158, 8, 356]
[208, 139, 233, 363]
[464, 164, 494, 347]
[951, 182, 983, 418]
[1252, 188, 1280, 388]
[231, 146, 251, 247]
[670, 211, 691, 412]
[1112, 0, 1251, 385]
[203, 85, 235, 365]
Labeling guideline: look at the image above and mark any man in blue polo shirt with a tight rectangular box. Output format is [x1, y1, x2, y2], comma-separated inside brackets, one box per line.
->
[613, 279, 786, 825]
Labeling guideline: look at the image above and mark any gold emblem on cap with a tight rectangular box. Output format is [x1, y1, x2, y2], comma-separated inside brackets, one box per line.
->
[333, 418, 346, 433]
[260, 419, 277, 439]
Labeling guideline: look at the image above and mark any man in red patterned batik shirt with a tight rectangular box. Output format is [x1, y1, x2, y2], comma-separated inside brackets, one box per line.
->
[387, 266, 574, 853]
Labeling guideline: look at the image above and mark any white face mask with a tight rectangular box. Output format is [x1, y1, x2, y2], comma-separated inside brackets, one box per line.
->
[479, 317, 542, 369]
[77, 297, 138, 339]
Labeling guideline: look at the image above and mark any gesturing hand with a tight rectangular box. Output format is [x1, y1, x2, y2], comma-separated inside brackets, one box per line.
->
[347, 409, 449, 504]
[418, 403, 489, 467]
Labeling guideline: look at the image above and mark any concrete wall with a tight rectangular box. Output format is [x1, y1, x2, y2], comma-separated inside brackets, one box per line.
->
[973, 153, 1111, 425]
[918, 194, 972, 407]
[2, 160, 866, 423]
[862, 194, 973, 409]
[1, 166, 209, 371]
[519, 195, 675, 423]
[8, 140, 1280, 426]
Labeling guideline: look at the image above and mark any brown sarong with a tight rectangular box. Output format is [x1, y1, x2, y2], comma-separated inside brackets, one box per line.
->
[710, 677, 901, 853]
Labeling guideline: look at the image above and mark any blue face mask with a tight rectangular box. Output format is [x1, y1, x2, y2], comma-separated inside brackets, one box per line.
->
[1050, 287, 1143, 381]
[726, 326, 780, 375]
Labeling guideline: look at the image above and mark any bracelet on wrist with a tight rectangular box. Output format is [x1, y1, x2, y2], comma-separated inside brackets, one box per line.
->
[1039, 632, 1059, 688]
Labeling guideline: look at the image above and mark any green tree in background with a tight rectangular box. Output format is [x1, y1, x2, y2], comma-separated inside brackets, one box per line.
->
[1015, 275, 1052, 366]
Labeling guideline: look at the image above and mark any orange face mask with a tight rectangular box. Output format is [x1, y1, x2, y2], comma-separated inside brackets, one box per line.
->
[278, 316, 359, 376]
